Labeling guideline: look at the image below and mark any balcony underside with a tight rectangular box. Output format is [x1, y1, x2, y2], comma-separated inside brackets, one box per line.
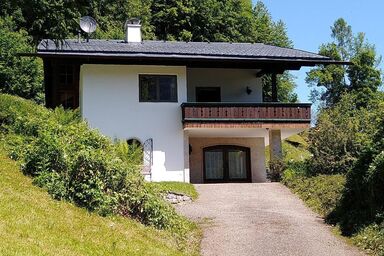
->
[181, 102, 311, 129]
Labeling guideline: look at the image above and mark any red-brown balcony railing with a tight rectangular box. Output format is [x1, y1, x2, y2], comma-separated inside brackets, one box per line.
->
[181, 102, 311, 123]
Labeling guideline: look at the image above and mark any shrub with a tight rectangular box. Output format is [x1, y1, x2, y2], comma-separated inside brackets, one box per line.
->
[307, 93, 381, 175]
[0, 17, 43, 103]
[325, 96, 383, 235]
[0, 94, 192, 236]
[267, 158, 285, 182]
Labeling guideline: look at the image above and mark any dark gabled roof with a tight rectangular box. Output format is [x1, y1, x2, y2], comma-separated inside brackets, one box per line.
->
[36, 39, 346, 65]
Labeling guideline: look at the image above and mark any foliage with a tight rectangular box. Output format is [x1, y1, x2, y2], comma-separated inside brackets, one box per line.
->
[267, 158, 285, 182]
[282, 172, 346, 218]
[115, 140, 144, 168]
[328, 98, 384, 236]
[0, 17, 43, 103]
[266, 133, 311, 164]
[306, 43, 345, 106]
[0, 150, 200, 255]
[283, 167, 384, 255]
[0, 0, 81, 44]
[285, 133, 309, 148]
[307, 93, 382, 175]
[152, 181, 198, 200]
[263, 72, 298, 103]
[0, 94, 195, 245]
[306, 18, 382, 107]
[281, 93, 384, 254]
[151, 0, 195, 41]
[252, 2, 297, 102]
[352, 223, 384, 256]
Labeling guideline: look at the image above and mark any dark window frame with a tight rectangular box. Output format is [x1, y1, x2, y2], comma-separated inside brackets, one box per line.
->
[203, 145, 251, 183]
[139, 74, 178, 102]
[196, 87, 221, 102]
[52, 62, 80, 109]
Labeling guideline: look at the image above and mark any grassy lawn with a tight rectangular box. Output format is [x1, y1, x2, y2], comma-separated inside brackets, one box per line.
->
[152, 182, 198, 200]
[0, 150, 199, 256]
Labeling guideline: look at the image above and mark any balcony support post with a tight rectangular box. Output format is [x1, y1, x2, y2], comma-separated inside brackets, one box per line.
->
[272, 73, 278, 102]
[269, 129, 282, 162]
[183, 131, 190, 183]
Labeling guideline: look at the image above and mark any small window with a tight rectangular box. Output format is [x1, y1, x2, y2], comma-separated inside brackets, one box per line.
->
[139, 75, 177, 102]
[127, 138, 142, 147]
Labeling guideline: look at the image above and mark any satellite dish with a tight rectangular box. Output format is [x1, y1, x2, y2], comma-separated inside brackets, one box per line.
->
[80, 16, 97, 42]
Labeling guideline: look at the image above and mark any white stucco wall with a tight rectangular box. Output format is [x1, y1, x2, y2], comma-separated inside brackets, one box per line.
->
[187, 68, 262, 102]
[80, 64, 187, 182]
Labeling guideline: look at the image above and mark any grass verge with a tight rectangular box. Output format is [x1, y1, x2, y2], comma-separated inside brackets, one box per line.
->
[282, 173, 345, 216]
[282, 171, 384, 255]
[0, 149, 200, 256]
[152, 182, 198, 200]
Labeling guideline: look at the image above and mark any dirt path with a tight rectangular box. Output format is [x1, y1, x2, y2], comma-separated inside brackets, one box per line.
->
[176, 183, 364, 256]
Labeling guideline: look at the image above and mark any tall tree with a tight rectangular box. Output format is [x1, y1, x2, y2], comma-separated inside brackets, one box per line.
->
[151, 0, 195, 41]
[0, 17, 43, 102]
[306, 18, 382, 107]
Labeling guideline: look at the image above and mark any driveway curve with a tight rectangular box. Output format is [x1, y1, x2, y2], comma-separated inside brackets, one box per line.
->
[177, 183, 363, 256]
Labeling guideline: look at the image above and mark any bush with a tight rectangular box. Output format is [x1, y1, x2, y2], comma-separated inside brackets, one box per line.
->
[329, 114, 384, 236]
[0, 94, 192, 237]
[0, 17, 43, 103]
[267, 158, 285, 182]
[307, 93, 380, 175]
[282, 172, 346, 217]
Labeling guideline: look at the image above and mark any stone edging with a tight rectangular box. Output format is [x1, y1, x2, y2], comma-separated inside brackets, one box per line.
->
[164, 192, 192, 204]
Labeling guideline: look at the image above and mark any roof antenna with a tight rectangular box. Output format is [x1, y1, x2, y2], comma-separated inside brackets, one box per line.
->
[80, 16, 97, 42]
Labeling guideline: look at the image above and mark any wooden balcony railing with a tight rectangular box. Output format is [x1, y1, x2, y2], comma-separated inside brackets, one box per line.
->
[181, 102, 311, 123]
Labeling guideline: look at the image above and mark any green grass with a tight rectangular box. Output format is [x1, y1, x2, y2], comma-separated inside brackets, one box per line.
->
[152, 182, 198, 200]
[279, 133, 384, 255]
[283, 171, 384, 255]
[282, 173, 346, 216]
[0, 149, 200, 256]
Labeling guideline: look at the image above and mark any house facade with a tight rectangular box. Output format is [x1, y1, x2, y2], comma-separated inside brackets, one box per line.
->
[34, 23, 344, 183]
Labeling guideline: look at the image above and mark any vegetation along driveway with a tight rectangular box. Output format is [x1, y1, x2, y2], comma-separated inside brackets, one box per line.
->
[177, 183, 363, 256]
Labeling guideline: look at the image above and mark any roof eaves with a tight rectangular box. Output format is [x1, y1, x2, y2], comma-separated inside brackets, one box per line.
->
[32, 50, 352, 65]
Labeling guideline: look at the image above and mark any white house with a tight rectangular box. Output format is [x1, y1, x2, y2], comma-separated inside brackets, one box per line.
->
[35, 23, 345, 183]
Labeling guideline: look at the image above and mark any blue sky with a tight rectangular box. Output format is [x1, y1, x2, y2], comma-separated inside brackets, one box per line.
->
[253, 0, 384, 102]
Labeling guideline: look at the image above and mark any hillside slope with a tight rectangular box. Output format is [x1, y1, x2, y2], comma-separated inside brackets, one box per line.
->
[0, 150, 185, 256]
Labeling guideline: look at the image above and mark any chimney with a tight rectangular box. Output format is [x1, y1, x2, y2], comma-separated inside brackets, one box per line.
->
[125, 18, 141, 43]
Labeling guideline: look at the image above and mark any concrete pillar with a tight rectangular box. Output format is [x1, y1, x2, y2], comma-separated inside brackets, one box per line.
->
[269, 129, 282, 160]
[252, 137, 267, 183]
[183, 131, 190, 183]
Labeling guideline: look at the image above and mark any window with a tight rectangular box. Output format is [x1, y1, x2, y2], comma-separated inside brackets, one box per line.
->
[55, 64, 79, 109]
[127, 138, 142, 147]
[196, 87, 221, 102]
[139, 75, 177, 102]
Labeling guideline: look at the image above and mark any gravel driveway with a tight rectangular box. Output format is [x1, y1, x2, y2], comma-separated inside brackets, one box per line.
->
[176, 183, 364, 256]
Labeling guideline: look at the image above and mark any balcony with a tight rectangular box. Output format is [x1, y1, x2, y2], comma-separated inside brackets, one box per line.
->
[181, 102, 311, 129]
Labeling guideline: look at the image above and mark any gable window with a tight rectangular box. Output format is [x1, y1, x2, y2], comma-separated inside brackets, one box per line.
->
[139, 75, 177, 102]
